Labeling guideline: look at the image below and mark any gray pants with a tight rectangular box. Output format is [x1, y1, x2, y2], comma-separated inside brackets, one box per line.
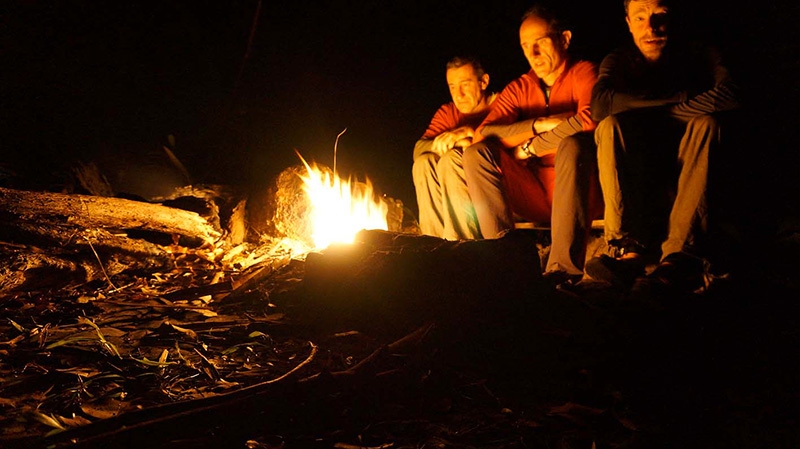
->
[595, 113, 719, 260]
[412, 149, 481, 240]
[463, 132, 599, 275]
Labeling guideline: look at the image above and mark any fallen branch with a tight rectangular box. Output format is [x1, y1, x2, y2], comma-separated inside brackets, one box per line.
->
[0, 186, 221, 246]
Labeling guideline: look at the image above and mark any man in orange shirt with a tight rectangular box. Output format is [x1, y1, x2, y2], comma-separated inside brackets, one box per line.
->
[412, 56, 496, 240]
[463, 5, 602, 286]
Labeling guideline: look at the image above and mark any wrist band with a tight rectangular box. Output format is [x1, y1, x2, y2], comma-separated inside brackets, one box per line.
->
[521, 139, 534, 157]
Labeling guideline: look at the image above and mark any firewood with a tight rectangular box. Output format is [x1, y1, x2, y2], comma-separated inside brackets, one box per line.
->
[0, 186, 222, 246]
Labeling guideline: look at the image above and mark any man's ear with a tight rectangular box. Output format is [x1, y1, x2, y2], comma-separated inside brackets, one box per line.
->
[561, 30, 572, 49]
[480, 73, 490, 90]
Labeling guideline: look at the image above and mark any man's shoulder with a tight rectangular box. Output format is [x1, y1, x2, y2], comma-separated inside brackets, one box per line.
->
[567, 59, 599, 74]
[432, 101, 458, 115]
[505, 71, 536, 90]
[601, 45, 637, 61]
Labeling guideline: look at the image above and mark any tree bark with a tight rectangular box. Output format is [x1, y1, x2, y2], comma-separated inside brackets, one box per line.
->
[0, 187, 221, 245]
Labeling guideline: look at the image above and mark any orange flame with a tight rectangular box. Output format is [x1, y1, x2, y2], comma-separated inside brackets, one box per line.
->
[297, 154, 388, 249]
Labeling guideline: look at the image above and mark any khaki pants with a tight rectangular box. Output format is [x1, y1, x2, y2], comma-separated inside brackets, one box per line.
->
[463, 132, 602, 275]
[412, 148, 480, 240]
[595, 112, 719, 261]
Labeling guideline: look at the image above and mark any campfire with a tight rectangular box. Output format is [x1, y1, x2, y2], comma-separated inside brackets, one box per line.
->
[296, 153, 389, 250]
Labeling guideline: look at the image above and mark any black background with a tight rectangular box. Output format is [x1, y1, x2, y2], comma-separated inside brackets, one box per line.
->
[3, 0, 798, 221]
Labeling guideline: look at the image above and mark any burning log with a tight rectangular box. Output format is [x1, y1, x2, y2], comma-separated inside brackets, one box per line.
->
[0, 186, 222, 246]
[250, 163, 405, 249]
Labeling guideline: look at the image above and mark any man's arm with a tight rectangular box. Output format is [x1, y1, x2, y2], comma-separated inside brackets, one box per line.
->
[481, 113, 572, 158]
[530, 60, 598, 156]
[668, 45, 740, 122]
[413, 126, 476, 160]
[479, 119, 536, 147]
[591, 50, 681, 122]
[413, 104, 457, 160]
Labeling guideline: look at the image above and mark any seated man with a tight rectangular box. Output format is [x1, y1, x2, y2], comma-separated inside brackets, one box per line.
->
[586, 0, 740, 291]
[412, 56, 496, 240]
[462, 4, 603, 285]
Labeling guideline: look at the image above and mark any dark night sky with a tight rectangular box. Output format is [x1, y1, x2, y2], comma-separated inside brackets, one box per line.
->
[3, 1, 799, 218]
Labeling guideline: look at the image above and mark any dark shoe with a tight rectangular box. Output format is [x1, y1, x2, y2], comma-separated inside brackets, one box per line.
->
[647, 252, 707, 293]
[585, 254, 647, 288]
[543, 270, 584, 289]
[607, 237, 648, 259]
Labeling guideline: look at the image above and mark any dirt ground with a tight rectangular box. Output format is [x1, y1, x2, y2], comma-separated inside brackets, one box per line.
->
[2, 221, 799, 449]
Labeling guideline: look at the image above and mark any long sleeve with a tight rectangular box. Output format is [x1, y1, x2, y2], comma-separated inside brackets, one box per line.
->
[668, 45, 740, 122]
[477, 60, 598, 154]
[531, 60, 597, 155]
[592, 43, 741, 123]
[591, 49, 681, 122]
[414, 101, 491, 160]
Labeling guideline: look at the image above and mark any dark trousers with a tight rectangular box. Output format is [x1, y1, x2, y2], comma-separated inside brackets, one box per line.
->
[595, 111, 720, 261]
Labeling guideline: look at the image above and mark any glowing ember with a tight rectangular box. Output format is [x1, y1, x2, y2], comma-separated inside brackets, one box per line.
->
[298, 155, 388, 249]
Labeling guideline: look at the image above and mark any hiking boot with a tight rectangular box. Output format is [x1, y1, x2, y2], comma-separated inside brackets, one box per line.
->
[585, 254, 647, 289]
[646, 252, 707, 293]
[543, 270, 584, 290]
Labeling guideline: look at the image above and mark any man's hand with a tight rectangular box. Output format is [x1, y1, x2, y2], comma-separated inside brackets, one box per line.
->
[432, 126, 475, 156]
[513, 138, 535, 161]
[532, 112, 571, 135]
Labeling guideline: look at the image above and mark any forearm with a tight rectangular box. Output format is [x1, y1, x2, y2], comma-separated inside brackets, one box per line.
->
[530, 115, 585, 156]
[479, 119, 535, 147]
[592, 88, 682, 122]
[669, 80, 740, 122]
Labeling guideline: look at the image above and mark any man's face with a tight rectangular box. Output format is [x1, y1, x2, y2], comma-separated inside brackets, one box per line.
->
[626, 0, 670, 62]
[446, 64, 489, 114]
[519, 15, 570, 85]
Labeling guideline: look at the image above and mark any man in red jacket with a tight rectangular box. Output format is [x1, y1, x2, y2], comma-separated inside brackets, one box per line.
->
[463, 4, 602, 286]
[412, 56, 496, 240]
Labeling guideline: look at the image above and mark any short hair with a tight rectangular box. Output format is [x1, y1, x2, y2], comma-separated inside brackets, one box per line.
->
[624, 0, 672, 14]
[520, 3, 568, 36]
[446, 55, 486, 79]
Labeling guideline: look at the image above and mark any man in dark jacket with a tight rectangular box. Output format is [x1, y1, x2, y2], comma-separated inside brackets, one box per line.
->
[586, 0, 740, 291]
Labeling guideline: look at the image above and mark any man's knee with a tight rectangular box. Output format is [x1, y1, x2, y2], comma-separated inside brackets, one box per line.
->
[686, 114, 720, 134]
[439, 147, 463, 168]
[462, 142, 493, 172]
[412, 153, 438, 182]
[557, 133, 595, 166]
[594, 116, 620, 145]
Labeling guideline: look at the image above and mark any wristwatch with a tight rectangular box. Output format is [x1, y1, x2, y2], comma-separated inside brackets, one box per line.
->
[520, 138, 535, 157]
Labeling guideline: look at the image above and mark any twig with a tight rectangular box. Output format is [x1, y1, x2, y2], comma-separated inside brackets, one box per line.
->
[83, 235, 118, 291]
[334, 127, 347, 176]
[76, 197, 117, 290]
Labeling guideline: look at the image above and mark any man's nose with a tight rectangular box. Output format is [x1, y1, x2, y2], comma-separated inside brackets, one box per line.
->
[650, 14, 668, 34]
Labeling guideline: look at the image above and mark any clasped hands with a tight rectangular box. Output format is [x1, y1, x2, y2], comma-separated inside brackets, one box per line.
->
[431, 126, 475, 156]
